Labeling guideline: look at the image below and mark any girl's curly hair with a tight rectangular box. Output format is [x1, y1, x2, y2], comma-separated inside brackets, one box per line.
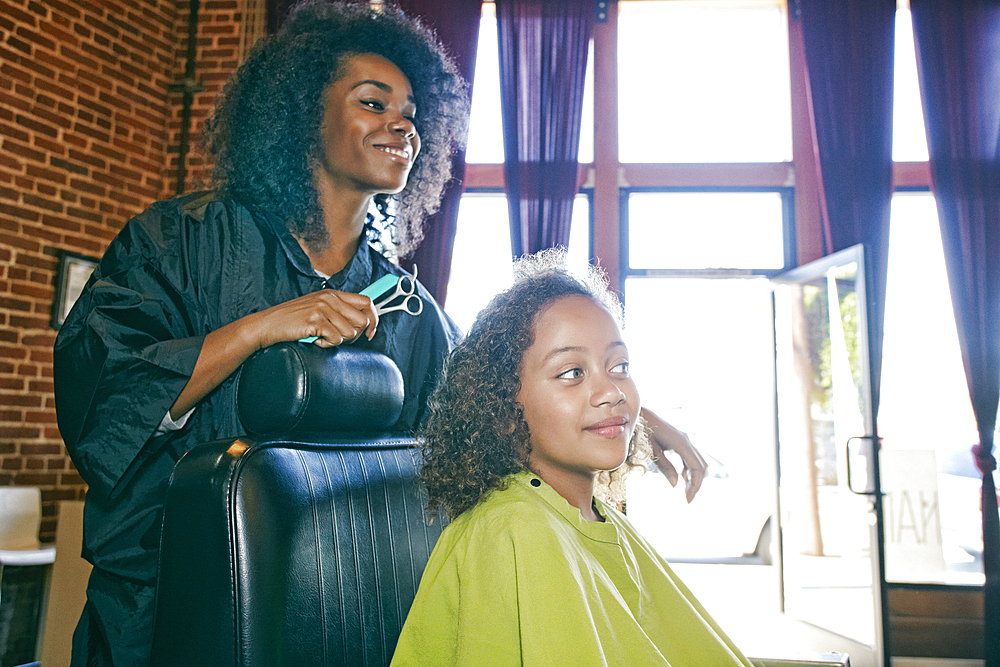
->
[204, 0, 469, 256]
[419, 249, 650, 520]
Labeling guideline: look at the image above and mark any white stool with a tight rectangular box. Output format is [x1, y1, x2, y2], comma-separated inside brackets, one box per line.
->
[0, 487, 56, 666]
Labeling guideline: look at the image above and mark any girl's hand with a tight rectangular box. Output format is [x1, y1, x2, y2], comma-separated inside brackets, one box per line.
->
[640, 407, 707, 504]
[246, 289, 380, 349]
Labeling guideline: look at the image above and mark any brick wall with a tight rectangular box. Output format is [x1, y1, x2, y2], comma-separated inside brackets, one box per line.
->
[0, 0, 243, 542]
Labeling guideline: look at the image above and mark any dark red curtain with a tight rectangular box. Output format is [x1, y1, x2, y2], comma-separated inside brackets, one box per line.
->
[496, 0, 591, 256]
[396, 0, 482, 305]
[799, 4, 895, 663]
[799, 0, 896, 419]
[911, 2, 1000, 663]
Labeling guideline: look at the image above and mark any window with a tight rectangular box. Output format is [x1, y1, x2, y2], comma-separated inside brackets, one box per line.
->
[879, 193, 990, 585]
[442, 0, 982, 587]
[618, 1, 792, 163]
[627, 190, 789, 271]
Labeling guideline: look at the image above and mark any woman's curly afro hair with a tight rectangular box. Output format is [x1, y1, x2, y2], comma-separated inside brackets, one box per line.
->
[419, 249, 650, 520]
[204, 0, 469, 256]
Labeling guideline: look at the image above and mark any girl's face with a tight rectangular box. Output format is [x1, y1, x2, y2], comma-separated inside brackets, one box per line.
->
[314, 53, 421, 197]
[516, 295, 641, 486]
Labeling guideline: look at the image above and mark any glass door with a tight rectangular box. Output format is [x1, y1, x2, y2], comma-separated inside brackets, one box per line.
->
[772, 244, 887, 667]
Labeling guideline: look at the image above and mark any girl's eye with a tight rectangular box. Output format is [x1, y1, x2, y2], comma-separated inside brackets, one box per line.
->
[611, 361, 630, 376]
[557, 368, 584, 380]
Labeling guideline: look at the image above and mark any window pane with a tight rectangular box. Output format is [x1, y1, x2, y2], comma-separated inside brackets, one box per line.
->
[444, 193, 591, 332]
[465, 4, 503, 163]
[624, 277, 777, 561]
[628, 191, 785, 270]
[892, 7, 929, 162]
[465, 3, 594, 164]
[878, 192, 989, 585]
[618, 1, 792, 163]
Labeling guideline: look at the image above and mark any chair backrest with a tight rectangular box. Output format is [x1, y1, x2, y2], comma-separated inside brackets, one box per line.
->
[0, 487, 42, 552]
[151, 345, 446, 667]
[151, 435, 444, 667]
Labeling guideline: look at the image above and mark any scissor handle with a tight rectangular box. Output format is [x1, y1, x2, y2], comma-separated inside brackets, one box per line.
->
[397, 275, 417, 295]
[401, 294, 423, 315]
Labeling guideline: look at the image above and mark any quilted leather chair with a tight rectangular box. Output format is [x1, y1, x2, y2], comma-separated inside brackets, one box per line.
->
[150, 343, 446, 667]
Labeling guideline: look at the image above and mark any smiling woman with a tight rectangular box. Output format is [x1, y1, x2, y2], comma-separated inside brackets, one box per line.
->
[51, 3, 469, 665]
[313, 54, 422, 230]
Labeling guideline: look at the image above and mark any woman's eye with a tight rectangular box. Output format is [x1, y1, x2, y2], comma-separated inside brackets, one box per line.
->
[557, 368, 584, 380]
[611, 361, 630, 376]
[362, 99, 385, 111]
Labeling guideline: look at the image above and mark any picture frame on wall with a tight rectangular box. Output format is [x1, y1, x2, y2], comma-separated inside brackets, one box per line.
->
[51, 250, 98, 330]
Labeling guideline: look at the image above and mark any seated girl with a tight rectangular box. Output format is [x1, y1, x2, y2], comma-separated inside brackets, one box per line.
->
[391, 249, 754, 666]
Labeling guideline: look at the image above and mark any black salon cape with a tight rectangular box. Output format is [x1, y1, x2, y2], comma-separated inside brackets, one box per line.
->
[53, 191, 461, 666]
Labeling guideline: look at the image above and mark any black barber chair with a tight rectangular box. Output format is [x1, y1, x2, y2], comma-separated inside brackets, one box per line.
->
[150, 343, 445, 667]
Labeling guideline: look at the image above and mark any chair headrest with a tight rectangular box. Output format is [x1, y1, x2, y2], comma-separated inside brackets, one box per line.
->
[236, 343, 404, 435]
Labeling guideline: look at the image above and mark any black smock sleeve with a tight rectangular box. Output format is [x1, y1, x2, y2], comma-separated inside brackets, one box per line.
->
[54, 200, 213, 503]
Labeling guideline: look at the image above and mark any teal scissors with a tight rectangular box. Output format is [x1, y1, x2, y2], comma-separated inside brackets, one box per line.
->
[373, 265, 423, 317]
[298, 267, 422, 343]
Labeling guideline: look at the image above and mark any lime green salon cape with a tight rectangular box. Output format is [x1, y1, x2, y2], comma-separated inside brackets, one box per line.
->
[392, 471, 755, 666]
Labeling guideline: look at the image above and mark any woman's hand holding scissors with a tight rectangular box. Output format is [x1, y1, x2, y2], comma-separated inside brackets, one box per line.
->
[254, 289, 380, 348]
[298, 268, 424, 343]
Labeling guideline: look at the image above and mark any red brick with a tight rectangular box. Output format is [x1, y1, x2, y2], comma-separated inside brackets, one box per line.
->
[67, 149, 106, 171]
[22, 332, 54, 346]
[0, 297, 31, 314]
[21, 443, 61, 455]
[22, 193, 63, 213]
[14, 472, 58, 485]
[0, 202, 41, 223]
[44, 0, 82, 19]
[0, 121, 31, 143]
[15, 25, 56, 51]
[24, 408, 56, 421]
[0, 393, 41, 407]
[25, 164, 68, 185]
[11, 282, 52, 300]
[3, 140, 45, 163]
[58, 471, 84, 486]
[37, 19, 77, 49]
[8, 314, 49, 329]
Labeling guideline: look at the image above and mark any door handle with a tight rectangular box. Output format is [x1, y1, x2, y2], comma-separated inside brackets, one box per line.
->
[846, 435, 879, 496]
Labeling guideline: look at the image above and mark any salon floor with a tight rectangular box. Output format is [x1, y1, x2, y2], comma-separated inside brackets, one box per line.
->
[669, 563, 985, 667]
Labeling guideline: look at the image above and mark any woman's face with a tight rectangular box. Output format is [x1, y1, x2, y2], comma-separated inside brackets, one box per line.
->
[314, 53, 421, 197]
[516, 295, 640, 485]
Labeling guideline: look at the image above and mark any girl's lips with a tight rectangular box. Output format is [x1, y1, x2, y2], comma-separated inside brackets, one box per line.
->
[585, 417, 629, 437]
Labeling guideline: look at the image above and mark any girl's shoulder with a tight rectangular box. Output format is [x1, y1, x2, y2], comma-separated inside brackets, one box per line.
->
[440, 474, 571, 549]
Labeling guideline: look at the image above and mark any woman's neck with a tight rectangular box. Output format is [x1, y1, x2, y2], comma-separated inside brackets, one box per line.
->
[304, 169, 373, 276]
